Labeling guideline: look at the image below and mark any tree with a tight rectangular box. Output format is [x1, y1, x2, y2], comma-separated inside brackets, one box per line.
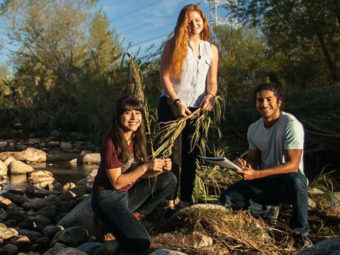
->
[214, 26, 271, 103]
[235, 0, 340, 83]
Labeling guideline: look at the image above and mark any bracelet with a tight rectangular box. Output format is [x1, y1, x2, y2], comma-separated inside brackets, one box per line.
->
[173, 99, 181, 105]
[206, 92, 216, 98]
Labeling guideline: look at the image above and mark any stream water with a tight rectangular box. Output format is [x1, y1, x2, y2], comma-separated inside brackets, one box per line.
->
[3, 162, 98, 192]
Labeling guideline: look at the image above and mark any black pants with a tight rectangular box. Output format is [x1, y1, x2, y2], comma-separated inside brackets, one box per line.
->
[158, 96, 200, 202]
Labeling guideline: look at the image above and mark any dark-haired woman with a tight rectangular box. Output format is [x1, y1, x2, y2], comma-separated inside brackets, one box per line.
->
[91, 96, 176, 253]
[159, 4, 218, 209]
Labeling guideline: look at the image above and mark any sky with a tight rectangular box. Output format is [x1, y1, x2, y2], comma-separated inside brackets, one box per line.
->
[98, 0, 212, 56]
[0, 0, 214, 66]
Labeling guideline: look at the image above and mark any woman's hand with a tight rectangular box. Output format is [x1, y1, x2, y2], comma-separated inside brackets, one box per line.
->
[200, 94, 215, 111]
[147, 158, 165, 172]
[163, 158, 172, 171]
[176, 102, 192, 117]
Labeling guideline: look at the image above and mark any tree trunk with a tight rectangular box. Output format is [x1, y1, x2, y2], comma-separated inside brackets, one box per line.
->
[316, 32, 339, 82]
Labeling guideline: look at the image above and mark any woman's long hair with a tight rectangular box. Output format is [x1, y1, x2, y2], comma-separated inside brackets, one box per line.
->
[169, 4, 210, 78]
[108, 96, 147, 164]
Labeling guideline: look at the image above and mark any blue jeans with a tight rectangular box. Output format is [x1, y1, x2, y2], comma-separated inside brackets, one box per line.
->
[91, 171, 176, 253]
[220, 172, 310, 236]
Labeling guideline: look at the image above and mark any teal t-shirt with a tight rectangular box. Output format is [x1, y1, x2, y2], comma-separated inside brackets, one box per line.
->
[247, 111, 305, 174]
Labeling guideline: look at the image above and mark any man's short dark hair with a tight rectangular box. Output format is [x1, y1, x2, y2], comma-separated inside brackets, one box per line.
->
[253, 83, 284, 106]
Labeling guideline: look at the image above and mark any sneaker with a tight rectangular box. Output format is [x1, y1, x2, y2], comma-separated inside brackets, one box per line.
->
[294, 234, 313, 249]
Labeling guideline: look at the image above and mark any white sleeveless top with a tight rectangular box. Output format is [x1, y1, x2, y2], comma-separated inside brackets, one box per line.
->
[161, 40, 212, 108]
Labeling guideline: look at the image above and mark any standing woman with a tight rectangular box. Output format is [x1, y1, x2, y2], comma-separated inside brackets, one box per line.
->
[159, 4, 219, 209]
[91, 96, 176, 253]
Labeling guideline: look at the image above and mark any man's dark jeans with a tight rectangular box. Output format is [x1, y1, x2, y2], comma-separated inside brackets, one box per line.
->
[91, 171, 176, 253]
[220, 172, 310, 236]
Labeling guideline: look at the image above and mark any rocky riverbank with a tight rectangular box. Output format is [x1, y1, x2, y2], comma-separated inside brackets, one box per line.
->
[0, 139, 340, 254]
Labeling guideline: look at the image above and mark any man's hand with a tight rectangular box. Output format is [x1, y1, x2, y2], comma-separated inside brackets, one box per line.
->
[237, 166, 261, 181]
[234, 157, 248, 168]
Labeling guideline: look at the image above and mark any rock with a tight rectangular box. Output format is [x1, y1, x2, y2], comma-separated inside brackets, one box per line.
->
[15, 147, 47, 162]
[4, 156, 15, 166]
[149, 249, 188, 255]
[9, 174, 27, 188]
[298, 236, 340, 254]
[71, 186, 86, 197]
[55, 247, 88, 255]
[69, 158, 77, 164]
[152, 232, 213, 249]
[0, 223, 18, 240]
[60, 142, 72, 151]
[9, 160, 34, 175]
[24, 185, 57, 198]
[57, 197, 95, 235]
[27, 170, 55, 188]
[0, 208, 8, 219]
[43, 225, 64, 238]
[2, 191, 29, 206]
[50, 226, 89, 247]
[48, 141, 60, 148]
[28, 214, 52, 227]
[81, 153, 100, 164]
[0, 196, 12, 207]
[10, 235, 31, 250]
[308, 197, 317, 209]
[77, 241, 103, 254]
[0, 160, 8, 176]
[6, 206, 26, 222]
[27, 138, 41, 145]
[18, 218, 35, 229]
[0, 141, 8, 150]
[35, 205, 58, 219]
[43, 242, 66, 255]
[63, 182, 76, 191]
[0, 243, 18, 254]
[22, 196, 60, 210]
[308, 187, 325, 195]
[93, 240, 119, 255]
[77, 169, 97, 192]
[18, 229, 42, 241]
[181, 203, 228, 212]
[59, 191, 77, 201]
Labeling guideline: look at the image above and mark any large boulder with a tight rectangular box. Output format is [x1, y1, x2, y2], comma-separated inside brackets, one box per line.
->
[77, 169, 97, 192]
[0, 223, 18, 240]
[81, 153, 101, 164]
[152, 232, 213, 250]
[57, 197, 95, 235]
[15, 147, 47, 162]
[27, 170, 55, 189]
[8, 161, 34, 175]
[0, 160, 7, 176]
[298, 236, 340, 254]
[50, 226, 89, 247]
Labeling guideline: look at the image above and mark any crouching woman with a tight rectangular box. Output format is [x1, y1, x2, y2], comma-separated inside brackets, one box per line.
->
[91, 96, 177, 253]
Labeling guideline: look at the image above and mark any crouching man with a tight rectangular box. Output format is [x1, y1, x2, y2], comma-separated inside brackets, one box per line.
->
[220, 83, 311, 248]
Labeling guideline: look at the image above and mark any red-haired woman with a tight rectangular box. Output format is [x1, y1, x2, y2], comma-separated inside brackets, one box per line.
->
[92, 96, 176, 253]
[159, 4, 219, 211]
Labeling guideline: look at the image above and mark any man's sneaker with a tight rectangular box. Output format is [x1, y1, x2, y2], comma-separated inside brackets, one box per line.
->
[294, 234, 313, 249]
